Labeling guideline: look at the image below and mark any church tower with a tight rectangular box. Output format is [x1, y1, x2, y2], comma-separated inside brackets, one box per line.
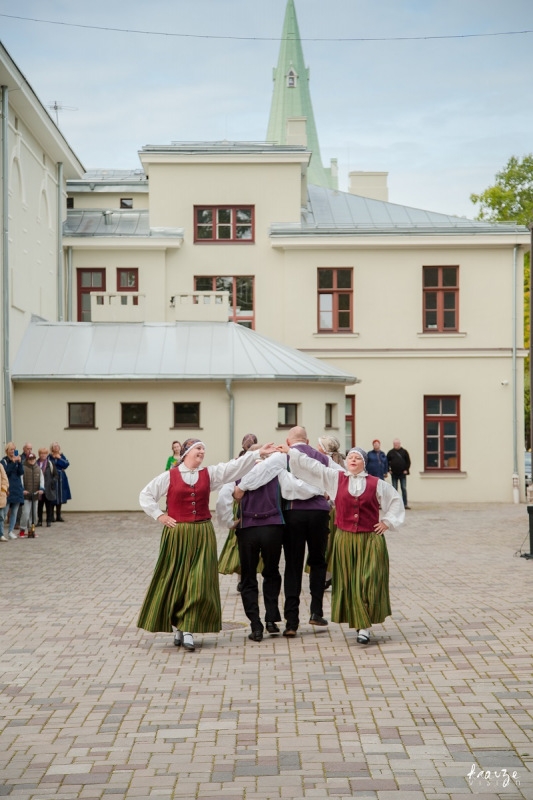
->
[267, 0, 337, 189]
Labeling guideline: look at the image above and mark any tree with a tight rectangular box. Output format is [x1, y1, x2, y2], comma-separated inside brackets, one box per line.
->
[471, 155, 533, 448]
[470, 154, 533, 226]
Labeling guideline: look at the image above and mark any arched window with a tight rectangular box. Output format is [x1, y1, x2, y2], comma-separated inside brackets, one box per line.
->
[287, 69, 297, 88]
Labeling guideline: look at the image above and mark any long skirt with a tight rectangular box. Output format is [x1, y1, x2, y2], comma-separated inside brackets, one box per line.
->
[329, 528, 391, 629]
[137, 520, 222, 634]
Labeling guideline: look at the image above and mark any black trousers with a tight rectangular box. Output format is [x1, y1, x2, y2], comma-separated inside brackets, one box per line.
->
[283, 509, 330, 628]
[38, 497, 54, 524]
[236, 525, 283, 630]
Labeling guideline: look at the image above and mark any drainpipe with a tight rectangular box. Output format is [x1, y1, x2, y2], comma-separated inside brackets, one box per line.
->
[225, 378, 234, 460]
[512, 244, 519, 503]
[1, 84, 12, 442]
[57, 162, 64, 321]
[66, 246, 73, 320]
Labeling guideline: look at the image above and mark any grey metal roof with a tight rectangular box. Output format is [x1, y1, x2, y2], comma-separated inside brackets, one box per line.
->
[142, 141, 309, 156]
[67, 169, 148, 192]
[12, 320, 357, 384]
[63, 210, 183, 239]
[270, 184, 529, 236]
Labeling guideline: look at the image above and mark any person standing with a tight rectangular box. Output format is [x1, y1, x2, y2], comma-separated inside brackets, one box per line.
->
[281, 444, 404, 644]
[0, 461, 8, 541]
[49, 443, 71, 521]
[20, 453, 43, 537]
[367, 440, 389, 480]
[165, 440, 182, 470]
[1, 443, 24, 539]
[36, 448, 58, 528]
[138, 437, 276, 653]
[387, 439, 411, 509]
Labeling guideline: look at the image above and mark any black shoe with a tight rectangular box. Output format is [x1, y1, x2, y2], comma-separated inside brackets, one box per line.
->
[236, 581, 243, 593]
[405, 505, 411, 510]
[46, 522, 52, 527]
[324, 578, 332, 590]
[36, 521, 42, 528]
[283, 627, 297, 638]
[309, 614, 328, 627]
[248, 629, 263, 642]
[265, 621, 280, 635]
[56, 517, 65, 522]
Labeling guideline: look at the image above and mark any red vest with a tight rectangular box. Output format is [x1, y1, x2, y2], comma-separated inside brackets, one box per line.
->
[334, 473, 379, 533]
[167, 468, 211, 522]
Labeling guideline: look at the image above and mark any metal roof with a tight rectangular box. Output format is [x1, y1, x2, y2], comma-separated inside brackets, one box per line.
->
[275, 184, 528, 236]
[63, 210, 183, 239]
[12, 320, 357, 384]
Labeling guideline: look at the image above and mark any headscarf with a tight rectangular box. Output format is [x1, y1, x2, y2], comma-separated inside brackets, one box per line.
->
[179, 438, 205, 463]
[239, 433, 258, 457]
[347, 446, 368, 468]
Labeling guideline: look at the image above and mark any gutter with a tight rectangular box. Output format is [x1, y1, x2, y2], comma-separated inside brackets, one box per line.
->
[225, 378, 234, 460]
[512, 245, 519, 503]
[1, 84, 12, 441]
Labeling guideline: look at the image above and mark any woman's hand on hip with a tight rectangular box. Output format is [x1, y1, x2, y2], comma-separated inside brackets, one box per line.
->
[373, 521, 389, 535]
[158, 513, 176, 528]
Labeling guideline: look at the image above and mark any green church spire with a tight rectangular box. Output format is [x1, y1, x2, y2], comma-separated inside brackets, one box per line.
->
[267, 0, 337, 189]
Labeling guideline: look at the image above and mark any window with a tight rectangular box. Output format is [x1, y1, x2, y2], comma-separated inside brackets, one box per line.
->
[278, 403, 298, 428]
[287, 69, 297, 87]
[194, 276, 254, 328]
[325, 403, 337, 429]
[117, 268, 138, 291]
[424, 396, 460, 470]
[77, 269, 106, 321]
[423, 266, 458, 332]
[120, 198, 133, 209]
[345, 395, 355, 452]
[174, 402, 200, 428]
[194, 206, 254, 243]
[318, 268, 353, 332]
[68, 402, 95, 429]
[66, 197, 74, 209]
[121, 403, 148, 429]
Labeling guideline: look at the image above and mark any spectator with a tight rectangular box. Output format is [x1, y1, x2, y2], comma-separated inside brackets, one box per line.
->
[165, 440, 182, 470]
[367, 439, 389, 480]
[1, 443, 24, 539]
[20, 453, 43, 537]
[49, 443, 71, 521]
[0, 461, 8, 541]
[387, 439, 411, 509]
[36, 448, 58, 528]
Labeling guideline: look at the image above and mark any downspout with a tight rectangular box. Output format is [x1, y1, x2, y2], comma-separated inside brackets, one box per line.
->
[1, 85, 12, 442]
[512, 244, 519, 503]
[66, 246, 73, 320]
[57, 162, 64, 321]
[225, 378, 234, 460]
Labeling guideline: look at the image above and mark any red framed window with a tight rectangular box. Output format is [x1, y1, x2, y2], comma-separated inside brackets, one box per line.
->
[194, 206, 254, 243]
[318, 268, 353, 332]
[77, 268, 106, 322]
[423, 266, 458, 332]
[117, 268, 138, 291]
[345, 395, 355, 452]
[424, 396, 460, 470]
[194, 276, 254, 328]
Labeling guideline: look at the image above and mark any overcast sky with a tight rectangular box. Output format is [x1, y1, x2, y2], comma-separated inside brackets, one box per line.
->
[1, 0, 532, 217]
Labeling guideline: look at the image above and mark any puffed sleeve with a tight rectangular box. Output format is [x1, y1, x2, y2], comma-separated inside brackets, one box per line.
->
[377, 480, 405, 531]
[288, 448, 340, 500]
[207, 449, 264, 491]
[139, 471, 171, 521]
[216, 482, 237, 529]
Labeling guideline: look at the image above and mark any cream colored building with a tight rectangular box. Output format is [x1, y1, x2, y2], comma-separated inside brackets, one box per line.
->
[3, 0, 532, 509]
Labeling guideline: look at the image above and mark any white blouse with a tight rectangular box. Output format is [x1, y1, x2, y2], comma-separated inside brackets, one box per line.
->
[139, 450, 264, 521]
[287, 449, 405, 531]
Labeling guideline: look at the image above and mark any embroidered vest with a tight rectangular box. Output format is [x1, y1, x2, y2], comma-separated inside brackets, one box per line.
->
[167, 468, 211, 522]
[334, 474, 379, 533]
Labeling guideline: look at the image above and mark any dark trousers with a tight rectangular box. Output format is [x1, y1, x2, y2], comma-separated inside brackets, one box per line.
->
[38, 497, 54, 524]
[391, 473, 408, 506]
[236, 525, 283, 631]
[283, 509, 330, 628]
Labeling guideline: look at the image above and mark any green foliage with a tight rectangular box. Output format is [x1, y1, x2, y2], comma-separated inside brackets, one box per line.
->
[470, 154, 533, 226]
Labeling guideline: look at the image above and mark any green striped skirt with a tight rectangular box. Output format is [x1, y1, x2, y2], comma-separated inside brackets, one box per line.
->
[137, 520, 222, 634]
[218, 527, 241, 575]
[329, 528, 391, 629]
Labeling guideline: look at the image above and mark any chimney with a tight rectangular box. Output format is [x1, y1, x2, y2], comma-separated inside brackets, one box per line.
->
[349, 171, 389, 202]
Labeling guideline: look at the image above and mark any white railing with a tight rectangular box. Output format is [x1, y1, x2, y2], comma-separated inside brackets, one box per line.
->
[170, 291, 230, 322]
[90, 293, 145, 322]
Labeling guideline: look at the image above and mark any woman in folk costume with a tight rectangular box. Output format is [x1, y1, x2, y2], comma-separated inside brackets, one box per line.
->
[280, 444, 404, 644]
[138, 437, 276, 652]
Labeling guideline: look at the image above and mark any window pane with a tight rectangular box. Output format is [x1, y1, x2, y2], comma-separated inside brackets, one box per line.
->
[337, 270, 352, 289]
[236, 278, 253, 312]
[195, 277, 214, 291]
[197, 209, 212, 224]
[69, 403, 95, 428]
[338, 294, 350, 311]
[338, 311, 350, 328]
[81, 272, 92, 288]
[423, 267, 439, 287]
[217, 209, 231, 224]
[174, 402, 200, 426]
[196, 224, 213, 239]
[325, 403, 333, 427]
[443, 311, 456, 329]
[345, 397, 353, 414]
[426, 452, 439, 468]
[426, 398, 440, 415]
[426, 421, 439, 436]
[318, 269, 333, 289]
[278, 403, 297, 426]
[120, 198, 133, 209]
[442, 267, 458, 287]
[441, 398, 457, 415]
[345, 422, 353, 453]
[122, 403, 147, 427]
[119, 270, 137, 288]
[236, 209, 252, 223]
[443, 292, 456, 310]
[91, 273, 103, 287]
[81, 294, 92, 322]
[236, 226, 252, 239]
[217, 225, 231, 239]
[425, 292, 437, 310]
[425, 311, 437, 329]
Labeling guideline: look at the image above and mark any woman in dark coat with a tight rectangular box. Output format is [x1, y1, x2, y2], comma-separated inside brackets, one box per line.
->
[1, 442, 24, 539]
[49, 442, 71, 521]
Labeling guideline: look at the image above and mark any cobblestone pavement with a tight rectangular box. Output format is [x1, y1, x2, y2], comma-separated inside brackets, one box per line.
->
[1, 503, 532, 800]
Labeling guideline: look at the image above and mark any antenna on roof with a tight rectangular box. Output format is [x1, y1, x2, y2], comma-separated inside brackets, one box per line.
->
[46, 100, 78, 126]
